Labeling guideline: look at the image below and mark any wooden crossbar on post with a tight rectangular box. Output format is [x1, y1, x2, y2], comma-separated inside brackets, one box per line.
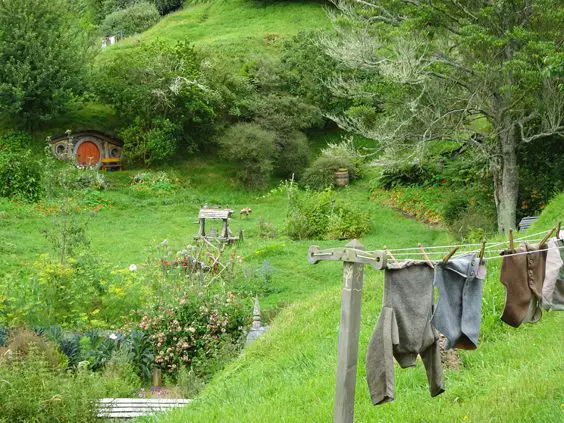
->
[309, 240, 385, 423]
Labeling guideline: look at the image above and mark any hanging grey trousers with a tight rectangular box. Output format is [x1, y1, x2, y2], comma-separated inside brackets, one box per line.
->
[366, 261, 445, 405]
[431, 253, 484, 350]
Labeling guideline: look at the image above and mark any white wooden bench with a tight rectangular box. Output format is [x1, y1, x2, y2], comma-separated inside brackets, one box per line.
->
[97, 398, 192, 420]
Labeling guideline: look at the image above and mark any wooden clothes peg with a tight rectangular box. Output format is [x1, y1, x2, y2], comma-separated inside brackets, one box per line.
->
[539, 227, 555, 246]
[508, 229, 514, 251]
[442, 246, 459, 264]
[478, 239, 486, 265]
[556, 222, 561, 239]
[383, 246, 398, 263]
[418, 243, 434, 269]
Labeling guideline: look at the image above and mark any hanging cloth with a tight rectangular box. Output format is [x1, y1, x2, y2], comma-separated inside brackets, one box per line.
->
[542, 237, 564, 310]
[499, 242, 547, 327]
[431, 253, 485, 350]
[365, 261, 444, 405]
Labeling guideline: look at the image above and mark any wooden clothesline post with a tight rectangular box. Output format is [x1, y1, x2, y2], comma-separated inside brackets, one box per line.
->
[309, 240, 386, 423]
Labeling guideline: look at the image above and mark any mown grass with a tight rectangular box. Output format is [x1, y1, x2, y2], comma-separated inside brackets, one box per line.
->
[103, 0, 331, 62]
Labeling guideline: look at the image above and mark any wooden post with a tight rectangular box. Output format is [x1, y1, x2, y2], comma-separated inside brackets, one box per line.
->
[221, 218, 229, 239]
[198, 218, 206, 237]
[334, 240, 364, 423]
[308, 242, 385, 423]
[152, 368, 162, 388]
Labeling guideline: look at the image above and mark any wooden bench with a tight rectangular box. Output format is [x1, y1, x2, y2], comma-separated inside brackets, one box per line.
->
[518, 216, 538, 232]
[101, 158, 123, 172]
[97, 398, 191, 420]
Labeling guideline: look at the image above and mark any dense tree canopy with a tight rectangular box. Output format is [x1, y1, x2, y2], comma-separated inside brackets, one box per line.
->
[325, 0, 563, 231]
[0, 0, 92, 127]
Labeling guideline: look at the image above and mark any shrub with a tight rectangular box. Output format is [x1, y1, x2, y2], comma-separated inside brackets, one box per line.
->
[135, 289, 249, 375]
[130, 170, 176, 192]
[302, 137, 366, 190]
[43, 159, 108, 198]
[218, 123, 277, 189]
[0, 149, 42, 201]
[275, 130, 309, 179]
[0, 131, 33, 152]
[100, 2, 160, 37]
[2, 329, 65, 369]
[0, 345, 135, 422]
[285, 182, 370, 240]
[152, 0, 183, 15]
[120, 117, 182, 165]
[376, 162, 435, 189]
[302, 155, 354, 190]
[95, 40, 219, 151]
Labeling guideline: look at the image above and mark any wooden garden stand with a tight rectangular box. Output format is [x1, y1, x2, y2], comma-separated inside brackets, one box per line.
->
[308, 240, 386, 423]
[194, 207, 241, 244]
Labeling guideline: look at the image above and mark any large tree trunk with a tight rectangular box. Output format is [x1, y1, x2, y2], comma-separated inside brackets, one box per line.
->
[493, 123, 519, 233]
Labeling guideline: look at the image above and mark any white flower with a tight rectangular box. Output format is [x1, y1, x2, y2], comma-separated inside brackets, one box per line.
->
[109, 333, 118, 340]
[129, 264, 138, 272]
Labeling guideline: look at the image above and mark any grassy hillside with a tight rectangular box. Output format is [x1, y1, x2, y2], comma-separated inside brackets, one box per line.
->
[104, 0, 331, 61]
[148, 193, 564, 422]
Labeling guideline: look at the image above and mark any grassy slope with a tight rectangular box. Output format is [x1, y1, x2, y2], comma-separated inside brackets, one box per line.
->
[103, 0, 330, 62]
[150, 194, 564, 422]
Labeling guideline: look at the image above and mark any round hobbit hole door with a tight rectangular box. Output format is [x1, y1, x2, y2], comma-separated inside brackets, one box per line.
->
[76, 141, 100, 166]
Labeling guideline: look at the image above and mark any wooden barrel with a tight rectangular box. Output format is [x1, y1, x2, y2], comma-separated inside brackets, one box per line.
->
[335, 168, 349, 187]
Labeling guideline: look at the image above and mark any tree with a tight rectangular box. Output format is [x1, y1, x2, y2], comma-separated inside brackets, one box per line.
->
[0, 0, 92, 127]
[324, 0, 563, 231]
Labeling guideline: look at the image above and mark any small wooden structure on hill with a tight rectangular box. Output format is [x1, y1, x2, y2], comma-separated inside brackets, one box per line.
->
[194, 206, 242, 244]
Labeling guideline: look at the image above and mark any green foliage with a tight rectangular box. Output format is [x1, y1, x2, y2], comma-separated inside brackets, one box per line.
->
[0, 0, 91, 126]
[0, 344, 135, 422]
[95, 40, 220, 152]
[275, 130, 310, 178]
[136, 289, 249, 375]
[130, 170, 177, 193]
[284, 182, 369, 240]
[302, 137, 365, 190]
[376, 163, 436, 189]
[0, 131, 33, 152]
[120, 117, 183, 165]
[218, 123, 277, 188]
[0, 150, 42, 202]
[151, 0, 183, 15]
[100, 1, 161, 37]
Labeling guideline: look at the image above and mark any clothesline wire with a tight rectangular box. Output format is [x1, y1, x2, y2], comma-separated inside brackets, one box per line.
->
[383, 229, 558, 253]
[387, 244, 564, 264]
[388, 237, 550, 257]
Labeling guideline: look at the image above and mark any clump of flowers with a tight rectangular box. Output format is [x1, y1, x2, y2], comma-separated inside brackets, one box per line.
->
[135, 290, 249, 374]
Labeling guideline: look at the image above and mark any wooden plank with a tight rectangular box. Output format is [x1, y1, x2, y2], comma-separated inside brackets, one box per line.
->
[98, 406, 186, 413]
[99, 398, 191, 404]
[198, 208, 232, 219]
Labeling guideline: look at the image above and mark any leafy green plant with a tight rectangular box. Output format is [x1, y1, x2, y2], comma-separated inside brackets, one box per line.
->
[284, 181, 370, 240]
[130, 171, 176, 193]
[0, 149, 42, 201]
[0, 131, 33, 152]
[135, 289, 249, 375]
[100, 1, 160, 37]
[302, 137, 366, 190]
[218, 123, 277, 189]
[120, 117, 182, 165]
[0, 345, 135, 422]
[0, 0, 91, 126]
